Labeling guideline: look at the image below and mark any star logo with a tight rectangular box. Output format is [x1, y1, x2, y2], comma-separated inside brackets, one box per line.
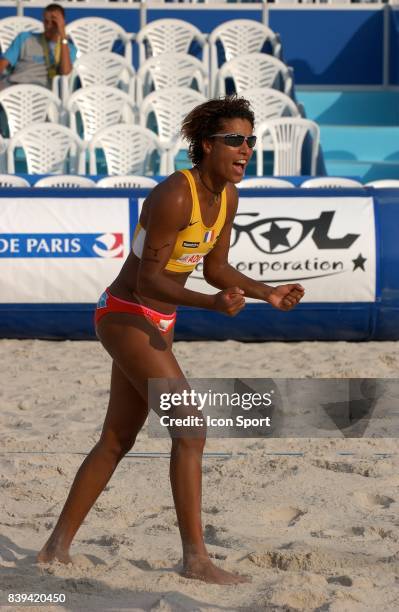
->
[262, 221, 291, 252]
[352, 253, 367, 271]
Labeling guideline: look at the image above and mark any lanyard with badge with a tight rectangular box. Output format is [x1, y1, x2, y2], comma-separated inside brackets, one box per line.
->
[39, 34, 62, 81]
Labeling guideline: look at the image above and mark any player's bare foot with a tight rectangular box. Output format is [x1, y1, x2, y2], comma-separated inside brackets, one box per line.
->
[37, 543, 72, 565]
[182, 556, 250, 584]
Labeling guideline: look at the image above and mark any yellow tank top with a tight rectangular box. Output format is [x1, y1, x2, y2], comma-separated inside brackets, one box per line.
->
[132, 168, 227, 273]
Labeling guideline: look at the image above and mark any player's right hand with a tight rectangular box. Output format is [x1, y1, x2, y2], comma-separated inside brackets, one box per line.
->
[212, 287, 246, 317]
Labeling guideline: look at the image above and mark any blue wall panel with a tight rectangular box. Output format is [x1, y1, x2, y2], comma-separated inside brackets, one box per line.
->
[390, 8, 399, 85]
[0, 6, 386, 85]
[270, 9, 384, 85]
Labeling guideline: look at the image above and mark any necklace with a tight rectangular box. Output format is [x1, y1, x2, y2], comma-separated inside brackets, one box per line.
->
[197, 168, 223, 205]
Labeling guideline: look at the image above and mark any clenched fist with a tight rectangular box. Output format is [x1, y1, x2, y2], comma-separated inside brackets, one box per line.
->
[212, 287, 246, 317]
[266, 283, 305, 311]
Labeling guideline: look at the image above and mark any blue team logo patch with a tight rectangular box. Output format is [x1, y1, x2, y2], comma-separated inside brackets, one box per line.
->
[97, 291, 108, 309]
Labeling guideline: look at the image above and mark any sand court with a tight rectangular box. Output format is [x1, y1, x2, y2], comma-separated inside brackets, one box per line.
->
[1, 338, 399, 611]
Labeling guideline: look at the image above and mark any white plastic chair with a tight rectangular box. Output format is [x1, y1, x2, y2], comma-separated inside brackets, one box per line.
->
[89, 124, 163, 176]
[97, 175, 158, 188]
[215, 54, 293, 98]
[140, 87, 206, 174]
[0, 16, 42, 53]
[0, 174, 30, 187]
[365, 179, 399, 188]
[66, 17, 133, 59]
[209, 20, 282, 94]
[0, 84, 61, 137]
[238, 177, 295, 188]
[255, 118, 320, 177]
[65, 52, 135, 104]
[136, 53, 208, 105]
[243, 88, 301, 163]
[136, 19, 208, 68]
[67, 86, 136, 142]
[8, 123, 86, 174]
[243, 88, 299, 122]
[301, 177, 363, 188]
[34, 175, 96, 188]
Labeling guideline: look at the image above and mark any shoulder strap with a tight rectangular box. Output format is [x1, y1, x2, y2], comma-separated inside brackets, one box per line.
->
[178, 169, 199, 225]
[213, 185, 227, 231]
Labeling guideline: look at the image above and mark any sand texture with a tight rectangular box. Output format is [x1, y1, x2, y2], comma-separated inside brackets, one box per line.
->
[1, 339, 399, 611]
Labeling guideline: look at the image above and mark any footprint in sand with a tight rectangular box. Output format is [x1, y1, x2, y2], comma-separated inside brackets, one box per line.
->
[247, 546, 369, 572]
[353, 492, 395, 509]
[82, 535, 120, 549]
[204, 523, 228, 547]
[310, 528, 343, 539]
[311, 459, 372, 477]
[327, 575, 353, 587]
[349, 525, 398, 541]
[265, 506, 307, 527]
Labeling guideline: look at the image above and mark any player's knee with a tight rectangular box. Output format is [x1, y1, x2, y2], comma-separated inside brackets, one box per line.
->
[172, 435, 206, 454]
[99, 431, 136, 459]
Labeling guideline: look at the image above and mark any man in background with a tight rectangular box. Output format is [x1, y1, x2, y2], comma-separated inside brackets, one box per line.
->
[0, 4, 76, 90]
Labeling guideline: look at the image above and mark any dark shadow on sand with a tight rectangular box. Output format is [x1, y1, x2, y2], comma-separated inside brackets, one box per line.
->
[0, 534, 240, 611]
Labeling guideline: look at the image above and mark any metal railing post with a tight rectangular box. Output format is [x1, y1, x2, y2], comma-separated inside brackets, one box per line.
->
[262, 0, 269, 27]
[140, 0, 147, 30]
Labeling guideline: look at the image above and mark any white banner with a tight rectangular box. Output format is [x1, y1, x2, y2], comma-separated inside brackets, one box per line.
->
[0, 198, 130, 303]
[186, 196, 376, 303]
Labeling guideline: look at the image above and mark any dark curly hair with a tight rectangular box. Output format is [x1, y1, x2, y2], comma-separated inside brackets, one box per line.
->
[181, 96, 255, 167]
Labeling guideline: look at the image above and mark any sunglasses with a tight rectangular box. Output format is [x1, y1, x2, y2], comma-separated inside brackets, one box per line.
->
[209, 133, 257, 149]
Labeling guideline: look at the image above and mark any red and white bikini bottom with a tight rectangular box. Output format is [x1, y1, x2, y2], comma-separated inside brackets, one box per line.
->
[94, 289, 176, 334]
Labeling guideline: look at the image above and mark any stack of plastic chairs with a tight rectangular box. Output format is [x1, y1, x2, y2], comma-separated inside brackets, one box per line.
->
[135, 19, 210, 173]
[255, 118, 320, 177]
[65, 51, 136, 104]
[0, 16, 140, 178]
[140, 88, 206, 174]
[205, 19, 316, 177]
[61, 17, 140, 176]
[136, 19, 207, 67]
[7, 122, 85, 174]
[208, 19, 283, 96]
[0, 14, 320, 180]
[66, 17, 133, 59]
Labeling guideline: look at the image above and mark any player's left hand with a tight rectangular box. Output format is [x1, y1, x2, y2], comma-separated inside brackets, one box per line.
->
[266, 283, 305, 311]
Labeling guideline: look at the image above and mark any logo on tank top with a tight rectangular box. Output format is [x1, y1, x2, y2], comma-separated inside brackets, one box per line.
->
[176, 253, 206, 265]
[183, 241, 200, 248]
[203, 230, 215, 243]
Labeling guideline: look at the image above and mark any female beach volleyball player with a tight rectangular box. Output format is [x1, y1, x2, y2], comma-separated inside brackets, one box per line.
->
[38, 96, 304, 584]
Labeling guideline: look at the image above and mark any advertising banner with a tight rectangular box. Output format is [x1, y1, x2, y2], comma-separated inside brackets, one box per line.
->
[186, 196, 376, 303]
[0, 198, 133, 303]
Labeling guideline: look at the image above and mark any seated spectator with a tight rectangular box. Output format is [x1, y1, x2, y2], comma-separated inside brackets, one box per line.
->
[0, 4, 77, 90]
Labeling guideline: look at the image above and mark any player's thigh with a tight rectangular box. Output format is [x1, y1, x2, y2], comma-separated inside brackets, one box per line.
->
[96, 313, 184, 402]
[99, 361, 149, 451]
